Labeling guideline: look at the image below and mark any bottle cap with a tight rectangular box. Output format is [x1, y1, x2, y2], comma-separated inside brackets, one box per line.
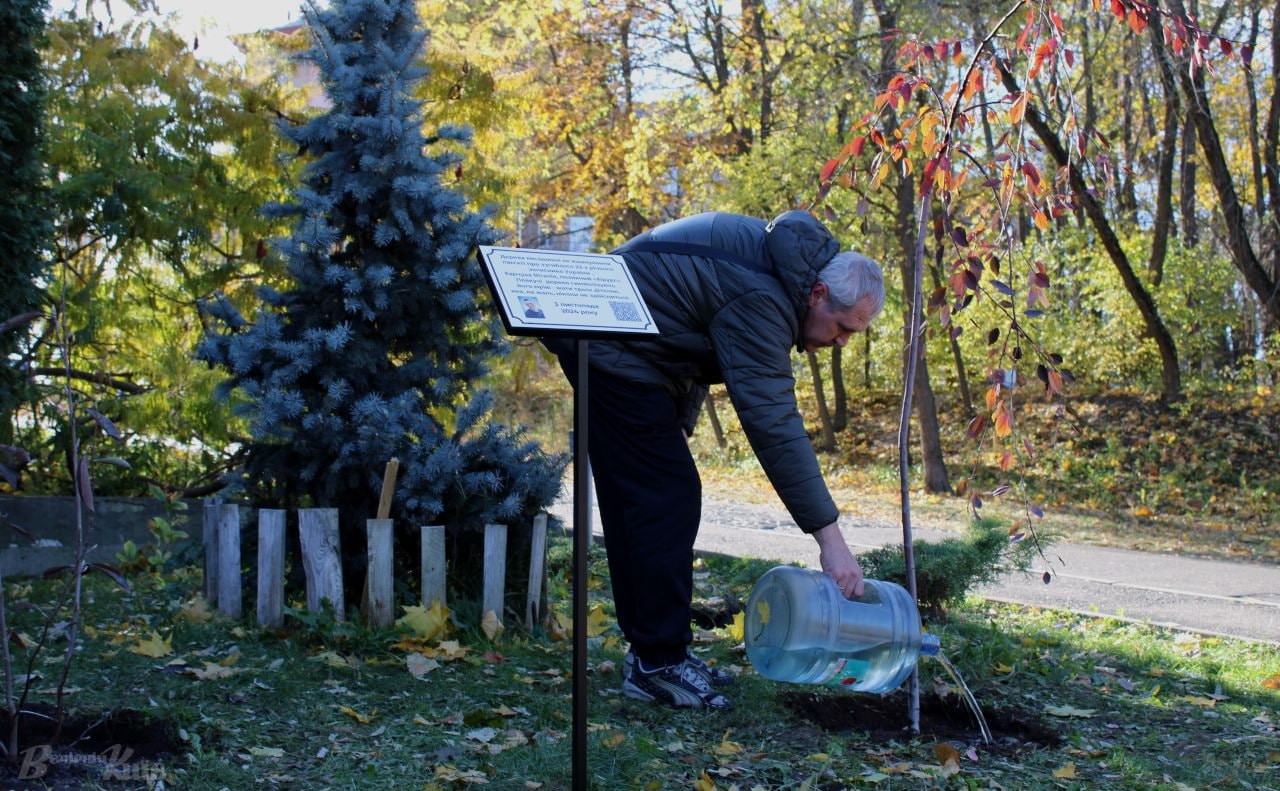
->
[920, 632, 941, 656]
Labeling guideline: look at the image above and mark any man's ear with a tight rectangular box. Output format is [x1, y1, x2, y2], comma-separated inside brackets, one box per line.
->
[808, 281, 829, 307]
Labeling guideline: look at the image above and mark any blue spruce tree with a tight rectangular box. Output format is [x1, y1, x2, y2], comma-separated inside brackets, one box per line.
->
[199, 0, 565, 604]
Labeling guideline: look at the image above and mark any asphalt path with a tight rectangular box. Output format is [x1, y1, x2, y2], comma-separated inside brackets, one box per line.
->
[550, 492, 1280, 644]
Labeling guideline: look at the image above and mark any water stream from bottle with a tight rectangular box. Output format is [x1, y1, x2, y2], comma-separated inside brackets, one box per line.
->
[928, 652, 992, 745]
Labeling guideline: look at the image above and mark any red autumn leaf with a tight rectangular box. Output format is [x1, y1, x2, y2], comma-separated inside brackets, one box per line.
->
[1022, 161, 1041, 186]
[1220, 39, 1232, 56]
[820, 157, 840, 183]
[850, 135, 866, 156]
[1242, 45, 1254, 65]
[1127, 8, 1147, 34]
[963, 68, 983, 101]
[966, 414, 987, 440]
[1009, 92, 1029, 124]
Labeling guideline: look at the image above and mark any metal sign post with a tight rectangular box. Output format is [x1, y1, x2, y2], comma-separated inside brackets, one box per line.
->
[477, 246, 657, 790]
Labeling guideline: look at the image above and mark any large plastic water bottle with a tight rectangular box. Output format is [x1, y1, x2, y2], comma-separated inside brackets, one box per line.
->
[744, 565, 939, 693]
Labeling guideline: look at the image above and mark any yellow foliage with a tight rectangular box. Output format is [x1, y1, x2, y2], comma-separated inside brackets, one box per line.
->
[397, 600, 451, 641]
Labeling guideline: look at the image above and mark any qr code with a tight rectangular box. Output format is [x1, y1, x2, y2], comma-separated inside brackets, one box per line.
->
[609, 300, 640, 322]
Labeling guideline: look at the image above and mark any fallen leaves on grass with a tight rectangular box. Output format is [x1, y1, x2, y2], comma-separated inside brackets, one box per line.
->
[398, 601, 451, 640]
[129, 630, 172, 658]
[337, 705, 376, 724]
[713, 731, 742, 757]
[934, 743, 962, 777]
[186, 661, 241, 681]
[1053, 762, 1078, 778]
[481, 609, 504, 640]
[1044, 704, 1096, 718]
[407, 652, 440, 679]
[433, 764, 489, 785]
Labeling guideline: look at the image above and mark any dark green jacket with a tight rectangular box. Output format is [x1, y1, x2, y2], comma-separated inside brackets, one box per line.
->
[572, 210, 841, 533]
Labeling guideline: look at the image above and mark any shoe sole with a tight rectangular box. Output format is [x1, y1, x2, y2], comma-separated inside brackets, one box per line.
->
[622, 677, 731, 710]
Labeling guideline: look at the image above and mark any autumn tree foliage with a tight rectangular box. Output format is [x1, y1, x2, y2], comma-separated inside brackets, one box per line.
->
[814, 0, 1266, 546]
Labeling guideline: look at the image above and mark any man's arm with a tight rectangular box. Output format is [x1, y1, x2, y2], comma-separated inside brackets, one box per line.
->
[812, 523, 864, 598]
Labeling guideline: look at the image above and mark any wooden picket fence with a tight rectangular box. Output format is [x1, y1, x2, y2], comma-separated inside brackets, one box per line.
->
[201, 501, 550, 631]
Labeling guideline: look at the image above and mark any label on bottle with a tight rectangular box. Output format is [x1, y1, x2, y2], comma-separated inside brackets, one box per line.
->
[826, 657, 872, 688]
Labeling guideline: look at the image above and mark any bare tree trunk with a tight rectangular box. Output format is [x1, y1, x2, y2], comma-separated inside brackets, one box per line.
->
[831, 346, 847, 433]
[704, 389, 727, 449]
[1147, 23, 1181, 286]
[863, 329, 872, 387]
[806, 351, 837, 452]
[1179, 112, 1200, 246]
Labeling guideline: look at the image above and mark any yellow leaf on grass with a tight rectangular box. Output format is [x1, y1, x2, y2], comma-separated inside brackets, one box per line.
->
[481, 610, 504, 641]
[600, 730, 626, 748]
[397, 601, 451, 641]
[248, 746, 284, 758]
[693, 771, 717, 791]
[1260, 674, 1280, 690]
[436, 640, 468, 661]
[1053, 762, 1077, 779]
[727, 611, 745, 643]
[714, 731, 742, 757]
[1181, 695, 1217, 707]
[338, 705, 376, 724]
[129, 631, 172, 658]
[587, 604, 610, 637]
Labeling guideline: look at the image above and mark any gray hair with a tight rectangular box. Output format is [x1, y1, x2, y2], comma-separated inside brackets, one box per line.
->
[817, 252, 885, 315]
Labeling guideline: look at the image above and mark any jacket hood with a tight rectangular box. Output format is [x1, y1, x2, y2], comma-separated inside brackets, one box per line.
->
[765, 210, 841, 317]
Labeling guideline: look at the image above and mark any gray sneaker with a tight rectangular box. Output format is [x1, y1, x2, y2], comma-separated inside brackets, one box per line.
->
[622, 657, 732, 710]
[623, 648, 734, 688]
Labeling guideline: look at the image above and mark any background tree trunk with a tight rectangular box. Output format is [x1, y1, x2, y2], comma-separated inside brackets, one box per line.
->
[831, 346, 848, 433]
[806, 351, 837, 452]
[703, 389, 728, 449]
[874, 0, 951, 494]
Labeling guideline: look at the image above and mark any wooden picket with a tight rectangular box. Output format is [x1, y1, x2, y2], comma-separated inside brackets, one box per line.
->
[201, 503, 551, 632]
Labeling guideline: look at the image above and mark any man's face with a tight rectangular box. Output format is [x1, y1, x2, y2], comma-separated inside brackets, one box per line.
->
[801, 282, 877, 353]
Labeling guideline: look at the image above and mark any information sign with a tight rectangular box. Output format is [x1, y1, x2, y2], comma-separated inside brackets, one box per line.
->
[477, 246, 659, 338]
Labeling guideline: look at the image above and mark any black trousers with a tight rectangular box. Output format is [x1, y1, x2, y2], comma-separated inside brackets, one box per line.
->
[559, 355, 701, 667]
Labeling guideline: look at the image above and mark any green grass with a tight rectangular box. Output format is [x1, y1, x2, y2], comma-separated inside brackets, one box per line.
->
[2, 542, 1277, 790]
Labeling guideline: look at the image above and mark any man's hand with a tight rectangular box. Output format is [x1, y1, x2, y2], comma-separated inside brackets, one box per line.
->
[812, 522, 864, 599]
